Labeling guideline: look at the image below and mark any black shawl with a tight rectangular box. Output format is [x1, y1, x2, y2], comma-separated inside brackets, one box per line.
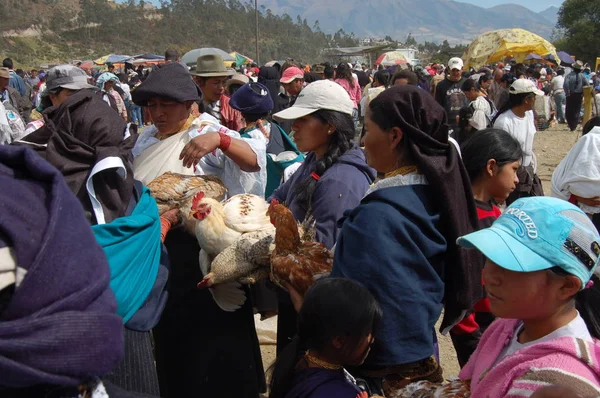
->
[16, 89, 137, 225]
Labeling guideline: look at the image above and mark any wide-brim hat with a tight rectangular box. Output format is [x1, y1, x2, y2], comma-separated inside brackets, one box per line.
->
[230, 82, 274, 115]
[226, 73, 250, 91]
[191, 54, 235, 77]
[0, 67, 10, 79]
[573, 60, 584, 70]
[132, 62, 202, 106]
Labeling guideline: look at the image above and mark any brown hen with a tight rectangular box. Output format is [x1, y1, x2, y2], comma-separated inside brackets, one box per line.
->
[267, 199, 333, 295]
[146, 172, 227, 215]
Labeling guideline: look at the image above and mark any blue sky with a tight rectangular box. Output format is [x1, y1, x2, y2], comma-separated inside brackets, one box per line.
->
[456, 0, 563, 12]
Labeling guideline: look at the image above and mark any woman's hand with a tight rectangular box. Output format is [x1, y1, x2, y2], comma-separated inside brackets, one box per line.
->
[161, 208, 180, 225]
[283, 281, 304, 313]
[180, 132, 220, 168]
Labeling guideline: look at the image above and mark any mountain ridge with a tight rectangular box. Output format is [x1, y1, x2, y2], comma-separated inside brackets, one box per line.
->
[259, 0, 559, 43]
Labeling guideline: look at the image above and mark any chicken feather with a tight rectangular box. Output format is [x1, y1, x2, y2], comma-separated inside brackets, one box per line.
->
[268, 201, 333, 295]
[147, 172, 227, 215]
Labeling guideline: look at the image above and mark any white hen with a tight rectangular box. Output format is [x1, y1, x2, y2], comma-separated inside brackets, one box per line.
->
[186, 192, 273, 311]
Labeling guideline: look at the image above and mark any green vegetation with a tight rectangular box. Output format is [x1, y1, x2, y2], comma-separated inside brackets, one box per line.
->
[556, 0, 600, 65]
[0, 0, 358, 68]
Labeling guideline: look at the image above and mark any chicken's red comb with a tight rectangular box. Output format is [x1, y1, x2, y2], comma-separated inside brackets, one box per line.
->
[270, 198, 280, 206]
[192, 192, 205, 210]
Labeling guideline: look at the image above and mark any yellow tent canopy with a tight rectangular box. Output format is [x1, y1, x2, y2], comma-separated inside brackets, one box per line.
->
[462, 28, 558, 69]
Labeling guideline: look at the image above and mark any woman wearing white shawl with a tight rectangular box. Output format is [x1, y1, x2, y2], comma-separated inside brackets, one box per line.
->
[131, 62, 268, 398]
[551, 118, 600, 216]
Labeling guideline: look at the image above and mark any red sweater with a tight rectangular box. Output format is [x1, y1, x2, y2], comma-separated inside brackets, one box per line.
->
[453, 200, 501, 334]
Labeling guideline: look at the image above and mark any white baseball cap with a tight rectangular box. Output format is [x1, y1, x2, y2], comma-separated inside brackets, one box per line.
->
[448, 57, 464, 70]
[509, 79, 544, 96]
[273, 80, 354, 120]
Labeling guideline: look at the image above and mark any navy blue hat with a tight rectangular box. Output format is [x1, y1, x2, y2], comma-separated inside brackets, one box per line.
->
[229, 82, 274, 115]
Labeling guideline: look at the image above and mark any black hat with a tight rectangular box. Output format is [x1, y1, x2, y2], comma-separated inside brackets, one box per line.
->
[229, 82, 274, 114]
[132, 62, 201, 106]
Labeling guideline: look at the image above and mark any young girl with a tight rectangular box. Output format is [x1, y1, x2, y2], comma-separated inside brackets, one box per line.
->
[270, 80, 375, 353]
[450, 128, 522, 366]
[457, 196, 600, 397]
[269, 278, 382, 398]
[229, 82, 304, 198]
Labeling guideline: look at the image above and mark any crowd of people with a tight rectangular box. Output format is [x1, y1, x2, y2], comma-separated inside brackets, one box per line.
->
[1, 47, 600, 398]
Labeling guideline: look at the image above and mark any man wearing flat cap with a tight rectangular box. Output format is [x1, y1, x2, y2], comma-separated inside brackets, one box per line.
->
[191, 54, 245, 131]
[130, 61, 268, 398]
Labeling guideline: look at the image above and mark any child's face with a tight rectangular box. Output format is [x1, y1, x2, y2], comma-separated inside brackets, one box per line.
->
[489, 160, 520, 202]
[336, 333, 374, 366]
[483, 259, 563, 319]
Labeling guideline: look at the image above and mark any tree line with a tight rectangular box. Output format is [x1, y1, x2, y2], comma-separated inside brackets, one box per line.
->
[0, 0, 359, 67]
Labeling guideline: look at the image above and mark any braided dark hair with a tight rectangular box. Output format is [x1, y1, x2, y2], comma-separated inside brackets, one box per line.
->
[292, 109, 355, 213]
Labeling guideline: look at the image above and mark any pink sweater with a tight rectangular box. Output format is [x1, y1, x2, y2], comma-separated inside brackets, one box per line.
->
[334, 78, 362, 109]
[459, 319, 600, 397]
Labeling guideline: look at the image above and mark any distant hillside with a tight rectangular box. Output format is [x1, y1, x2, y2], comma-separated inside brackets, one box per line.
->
[259, 0, 557, 43]
[539, 6, 560, 26]
[0, 0, 358, 68]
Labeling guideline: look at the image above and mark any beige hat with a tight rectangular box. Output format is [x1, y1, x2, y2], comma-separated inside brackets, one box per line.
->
[572, 60, 584, 70]
[273, 80, 354, 120]
[191, 54, 235, 77]
[226, 73, 250, 91]
[0, 67, 10, 79]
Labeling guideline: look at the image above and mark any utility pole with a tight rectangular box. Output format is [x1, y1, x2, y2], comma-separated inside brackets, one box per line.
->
[255, 0, 260, 65]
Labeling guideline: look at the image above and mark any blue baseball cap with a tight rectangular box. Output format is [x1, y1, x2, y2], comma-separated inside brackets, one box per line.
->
[457, 197, 600, 289]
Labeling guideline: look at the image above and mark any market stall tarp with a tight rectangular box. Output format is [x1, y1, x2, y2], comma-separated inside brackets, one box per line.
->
[557, 51, 575, 65]
[525, 53, 542, 61]
[94, 54, 132, 65]
[323, 44, 391, 57]
[462, 28, 558, 69]
[229, 52, 253, 66]
[181, 48, 235, 65]
[375, 51, 408, 66]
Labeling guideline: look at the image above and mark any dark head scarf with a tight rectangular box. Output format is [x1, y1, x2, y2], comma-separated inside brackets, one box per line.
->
[369, 85, 483, 332]
[0, 145, 123, 388]
[16, 89, 136, 225]
[132, 62, 202, 106]
[258, 66, 280, 107]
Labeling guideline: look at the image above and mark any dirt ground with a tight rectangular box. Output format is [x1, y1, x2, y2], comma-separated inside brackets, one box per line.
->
[257, 122, 579, 388]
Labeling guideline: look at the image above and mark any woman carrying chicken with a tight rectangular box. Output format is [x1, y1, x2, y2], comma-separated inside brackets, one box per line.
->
[268, 79, 376, 353]
[330, 85, 482, 396]
[131, 62, 268, 398]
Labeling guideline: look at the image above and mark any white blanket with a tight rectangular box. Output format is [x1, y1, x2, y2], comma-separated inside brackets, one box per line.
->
[133, 113, 267, 196]
[551, 127, 600, 214]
